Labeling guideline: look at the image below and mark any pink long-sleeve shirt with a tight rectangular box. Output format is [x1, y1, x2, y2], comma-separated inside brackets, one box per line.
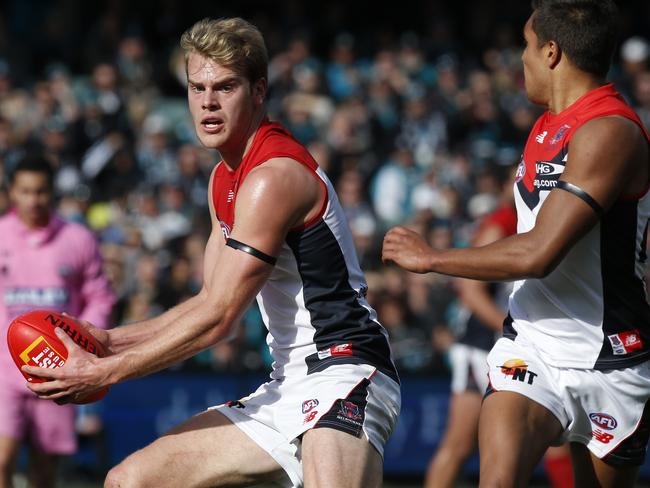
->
[0, 210, 115, 384]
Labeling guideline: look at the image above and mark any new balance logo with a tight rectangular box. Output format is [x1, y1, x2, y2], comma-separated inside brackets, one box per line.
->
[535, 131, 548, 143]
[592, 429, 614, 444]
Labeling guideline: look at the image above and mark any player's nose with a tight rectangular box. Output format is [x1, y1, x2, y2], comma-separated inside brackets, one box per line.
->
[201, 89, 219, 110]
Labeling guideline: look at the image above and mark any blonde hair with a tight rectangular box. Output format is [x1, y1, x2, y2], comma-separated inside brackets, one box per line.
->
[180, 17, 268, 83]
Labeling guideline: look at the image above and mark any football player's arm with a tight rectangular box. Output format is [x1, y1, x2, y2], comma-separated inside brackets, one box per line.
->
[383, 116, 646, 280]
[24, 158, 319, 400]
[456, 223, 509, 332]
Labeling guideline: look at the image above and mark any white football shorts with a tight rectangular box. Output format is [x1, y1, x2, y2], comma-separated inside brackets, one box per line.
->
[486, 337, 650, 465]
[211, 363, 401, 487]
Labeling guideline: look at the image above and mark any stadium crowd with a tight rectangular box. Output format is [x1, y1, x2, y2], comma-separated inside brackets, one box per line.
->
[0, 0, 649, 378]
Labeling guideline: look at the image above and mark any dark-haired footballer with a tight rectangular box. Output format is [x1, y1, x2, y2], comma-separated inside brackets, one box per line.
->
[383, 1, 650, 486]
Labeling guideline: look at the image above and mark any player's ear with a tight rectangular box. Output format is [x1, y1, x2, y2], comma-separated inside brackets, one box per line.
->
[252, 78, 267, 105]
[547, 40, 561, 69]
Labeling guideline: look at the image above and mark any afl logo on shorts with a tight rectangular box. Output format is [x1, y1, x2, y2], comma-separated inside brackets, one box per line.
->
[515, 160, 526, 183]
[302, 399, 319, 414]
[589, 412, 617, 430]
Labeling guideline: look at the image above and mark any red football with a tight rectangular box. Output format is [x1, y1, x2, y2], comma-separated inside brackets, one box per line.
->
[6, 310, 109, 404]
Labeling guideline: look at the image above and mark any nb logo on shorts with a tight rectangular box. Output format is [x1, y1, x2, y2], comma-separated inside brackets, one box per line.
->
[592, 429, 614, 444]
[303, 411, 318, 424]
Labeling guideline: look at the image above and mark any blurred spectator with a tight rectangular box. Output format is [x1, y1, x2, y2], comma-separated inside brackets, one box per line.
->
[336, 168, 379, 268]
[371, 147, 420, 228]
[137, 113, 178, 186]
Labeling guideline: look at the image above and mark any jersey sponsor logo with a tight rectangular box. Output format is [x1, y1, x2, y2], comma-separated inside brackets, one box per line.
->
[535, 162, 564, 176]
[608, 330, 643, 355]
[589, 412, 618, 430]
[549, 124, 571, 145]
[3, 287, 69, 308]
[227, 190, 235, 203]
[535, 131, 548, 144]
[533, 178, 558, 189]
[532, 160, 564, 189]
[302, 398, 319, 414]
[515, 160, 526, 183]
[592, 429, 614, 444]
[219, 221, 231, 240]
[498, 358, 538, 385]
[317, 343, 353, 360]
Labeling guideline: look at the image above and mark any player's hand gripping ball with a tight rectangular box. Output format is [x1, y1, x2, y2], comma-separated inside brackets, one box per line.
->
[6, 310, 109, 403]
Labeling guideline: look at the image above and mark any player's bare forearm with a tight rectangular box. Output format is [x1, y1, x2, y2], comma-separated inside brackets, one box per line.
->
[105, 300, 231, 382]
[413, 234, 543, 281]
[382, 225, 539, 280]
[107, 291, 207, 353]
[383, 181, 602, 281]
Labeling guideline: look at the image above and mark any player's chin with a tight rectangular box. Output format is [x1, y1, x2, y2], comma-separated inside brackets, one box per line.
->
[196, 130, 224, 149]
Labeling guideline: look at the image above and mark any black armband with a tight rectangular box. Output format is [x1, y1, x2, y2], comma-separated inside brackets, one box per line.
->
[555, 180, 604, 217]
[226, 238, 277, 265]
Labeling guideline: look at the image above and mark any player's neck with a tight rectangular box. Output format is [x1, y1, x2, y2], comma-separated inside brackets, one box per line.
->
[548, 69, 605, 115]
[220, 110, 267, 171]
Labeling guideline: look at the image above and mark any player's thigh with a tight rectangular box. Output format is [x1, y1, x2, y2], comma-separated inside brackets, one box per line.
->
[571, 442, 639, 488]
[302, 427, 383, 488]
[105, 409, 285, 488]
[479, 391, 563, 488]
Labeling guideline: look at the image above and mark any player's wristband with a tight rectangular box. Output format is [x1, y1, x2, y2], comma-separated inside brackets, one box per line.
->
[555, 180, 604, 217]
[226, 238, 277, 265]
